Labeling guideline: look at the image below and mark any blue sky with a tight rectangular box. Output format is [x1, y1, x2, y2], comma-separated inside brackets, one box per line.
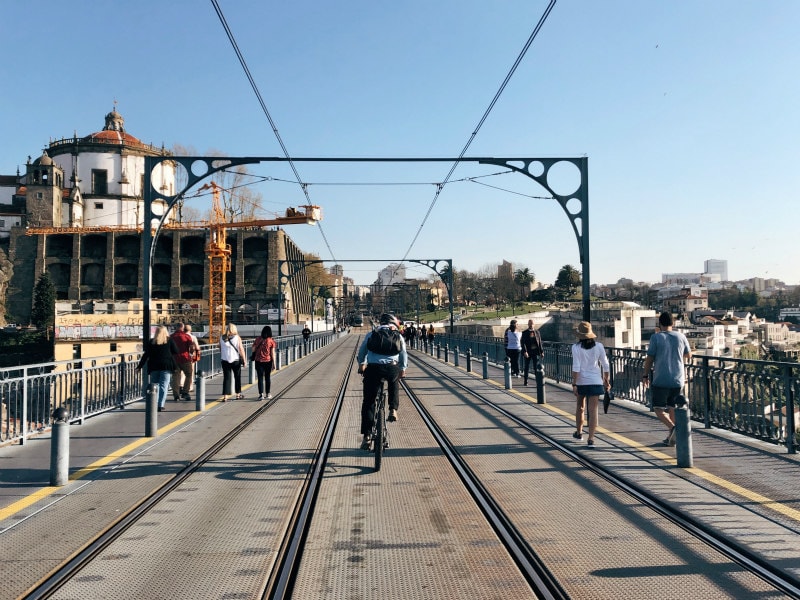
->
[2, 1, 798, 287]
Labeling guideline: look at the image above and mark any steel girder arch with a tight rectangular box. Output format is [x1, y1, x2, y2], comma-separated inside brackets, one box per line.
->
[278, 258, 455, 332]
[478, 157, 590, 321]
[142, 156, 261, 345]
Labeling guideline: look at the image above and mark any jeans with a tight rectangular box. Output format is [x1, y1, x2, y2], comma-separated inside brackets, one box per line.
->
[523, 354, 540, 383]
[505, 348, 520, 375]
[150, 369, 172, 408]
[173, 360, 193, 399]
[255, 360, 274, 395]
[361, 363, 401, 435]
[221, 360, 242, 395]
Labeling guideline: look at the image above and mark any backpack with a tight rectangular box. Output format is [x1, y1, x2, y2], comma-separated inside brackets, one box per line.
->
[367, 328, 404, 355]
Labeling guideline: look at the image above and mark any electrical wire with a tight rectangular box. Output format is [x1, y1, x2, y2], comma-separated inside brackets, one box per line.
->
[398, 0, 557, 269]
[210, 0, 337, 263]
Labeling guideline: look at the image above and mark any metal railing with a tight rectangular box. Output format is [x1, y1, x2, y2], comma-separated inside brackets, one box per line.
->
[0, 330, 341, 446]
[433, 333, 799, 453]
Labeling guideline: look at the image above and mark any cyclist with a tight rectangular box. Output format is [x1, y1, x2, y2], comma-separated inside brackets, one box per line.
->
[357, 313, 408, 450]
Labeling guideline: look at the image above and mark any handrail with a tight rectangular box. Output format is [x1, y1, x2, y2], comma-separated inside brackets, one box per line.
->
[433, 332, 798, 453]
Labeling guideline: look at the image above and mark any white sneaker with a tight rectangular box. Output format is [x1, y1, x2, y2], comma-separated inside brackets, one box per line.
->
[267, 393, 272, 400]
[258, 393, 264, 400]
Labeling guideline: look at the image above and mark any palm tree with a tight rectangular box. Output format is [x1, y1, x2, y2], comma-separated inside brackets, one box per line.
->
[513, 268, 534, 301]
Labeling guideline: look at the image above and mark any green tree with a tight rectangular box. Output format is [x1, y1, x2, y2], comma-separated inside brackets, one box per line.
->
[513, 268, 534, 301]
[31, 271, 56, 331]
[554, 264, 581, 300]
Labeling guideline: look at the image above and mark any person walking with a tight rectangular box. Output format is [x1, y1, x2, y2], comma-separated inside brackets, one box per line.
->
[136, 325, 179, 412]
[642, 311, 692, 446]
[504, 319, 522, 378]
[220, 323, 246, 401]
[170, 323, 195, 401]
[521, 319, 544, 386]
[571, 321, 610, 448]
[251, 325, 277, 400]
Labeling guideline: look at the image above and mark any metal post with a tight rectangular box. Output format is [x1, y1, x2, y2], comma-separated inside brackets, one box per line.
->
[276, 348, 282, 371]
[145, 384, 158, 437]
[249, 359, 256, 385]
[674, 396, 693, 468]
[436, 344, 441, 360]
[444, 345, 449, 364]
[535, 358, 546, 404]
[784, 364, 796, 454]
[483, 352, 489, 379]
[454, 346, 459, 367]
[504, 359, 511, 389]
[50, 407, 69, 486]
[195, 370, 206, 412]
[466, 349, 472, 373]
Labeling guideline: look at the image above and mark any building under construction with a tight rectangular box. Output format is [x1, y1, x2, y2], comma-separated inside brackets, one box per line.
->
[1, 108, 316, 340]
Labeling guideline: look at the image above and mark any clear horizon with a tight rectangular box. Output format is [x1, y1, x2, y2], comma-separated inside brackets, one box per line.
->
[2, 1, 798, 286]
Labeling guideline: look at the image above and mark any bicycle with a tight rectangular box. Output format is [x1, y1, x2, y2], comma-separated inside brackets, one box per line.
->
[369, 380, 390, 471]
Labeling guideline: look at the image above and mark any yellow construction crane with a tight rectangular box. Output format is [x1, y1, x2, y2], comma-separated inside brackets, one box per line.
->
[26, 182, 322, 343]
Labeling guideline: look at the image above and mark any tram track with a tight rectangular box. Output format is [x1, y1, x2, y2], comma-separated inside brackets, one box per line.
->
[22, 339, 358, 600]
[408, 353, 800, 599]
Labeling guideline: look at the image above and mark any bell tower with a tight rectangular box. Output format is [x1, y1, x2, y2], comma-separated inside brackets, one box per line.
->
[25, 150, 64, 227]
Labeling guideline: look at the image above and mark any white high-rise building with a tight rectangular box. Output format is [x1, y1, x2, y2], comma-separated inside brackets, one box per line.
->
[704, 259, 728, 282]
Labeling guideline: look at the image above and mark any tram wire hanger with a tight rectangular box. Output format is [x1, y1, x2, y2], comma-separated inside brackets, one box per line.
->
[140, 154, 590, 345]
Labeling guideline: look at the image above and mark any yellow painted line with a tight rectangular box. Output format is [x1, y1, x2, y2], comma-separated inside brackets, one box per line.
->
[438, 360, 800, 525]
[0, 402, 224, 522]
[511, 388, 800, 524]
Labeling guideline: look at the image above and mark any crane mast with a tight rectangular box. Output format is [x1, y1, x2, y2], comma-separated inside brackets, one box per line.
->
[26, 183, 322, 344]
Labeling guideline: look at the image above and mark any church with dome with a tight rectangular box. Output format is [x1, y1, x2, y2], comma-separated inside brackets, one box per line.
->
[0, 108, 317, 357]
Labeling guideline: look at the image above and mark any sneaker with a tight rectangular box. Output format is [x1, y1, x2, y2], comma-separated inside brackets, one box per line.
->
[221, 395, 228, 402]
[360, 435, 371, 450]
[158, 406, 165, 412]
[572, 431, 582, 440]
[587, 439, 595, 448]
[267, 393, 272, 400]
[388, 408, 397, 422]
[258, 393, 264, 400]
[523, 380, 528, 386]
[667, 426, 676, 446]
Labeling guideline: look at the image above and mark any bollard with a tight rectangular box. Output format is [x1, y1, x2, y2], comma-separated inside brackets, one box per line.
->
[466, 348, 472, 373]
[276, 349, 282, 371]
[145, 384, 158, 437]
[674, 396, 693, 468]
[453, 347, 459, 368]
[535, 359, 546, 404]
[195, 370, 206, 412]
[482, 352, 489, 379]
[249, 359, 256, 385]
[50, 406, 70, 486]
[504, 359, 512, 389]
[436, 344, 441, 360]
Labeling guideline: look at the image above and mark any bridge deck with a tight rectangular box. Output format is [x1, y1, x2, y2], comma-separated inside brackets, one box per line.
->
[1, 333, 798, 599]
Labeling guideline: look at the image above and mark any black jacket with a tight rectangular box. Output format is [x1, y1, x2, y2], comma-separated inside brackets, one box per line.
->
[138, 339, 179, 372]
[520, 328, 543, 356]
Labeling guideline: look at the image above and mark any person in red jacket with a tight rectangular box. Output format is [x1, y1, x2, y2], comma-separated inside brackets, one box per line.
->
[252, 325, 277, 400]
[170, 323, 195, 401]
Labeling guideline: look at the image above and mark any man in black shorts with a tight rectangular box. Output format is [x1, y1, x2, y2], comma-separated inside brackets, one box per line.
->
[642, 312, 692, 446]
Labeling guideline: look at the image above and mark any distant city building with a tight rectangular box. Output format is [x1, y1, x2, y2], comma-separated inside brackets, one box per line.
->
[662, 272, 701, 284]
[497, 260, 513, 281]
[704, 258, 728, 282]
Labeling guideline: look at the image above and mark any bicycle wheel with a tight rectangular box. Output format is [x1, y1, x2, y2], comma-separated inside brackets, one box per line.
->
[374, 394, 385, 472]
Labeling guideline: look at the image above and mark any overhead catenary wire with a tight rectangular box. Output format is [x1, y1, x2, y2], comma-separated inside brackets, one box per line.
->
[210, 0, 337, 263]
[398, 0, 558, 270]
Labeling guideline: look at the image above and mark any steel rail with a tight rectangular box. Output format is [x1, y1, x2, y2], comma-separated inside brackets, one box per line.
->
[263, 340, 358, 599]
[22, 340, 352, 600]
[411, 355, 800, 599]
[400, 376, 569, 600]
